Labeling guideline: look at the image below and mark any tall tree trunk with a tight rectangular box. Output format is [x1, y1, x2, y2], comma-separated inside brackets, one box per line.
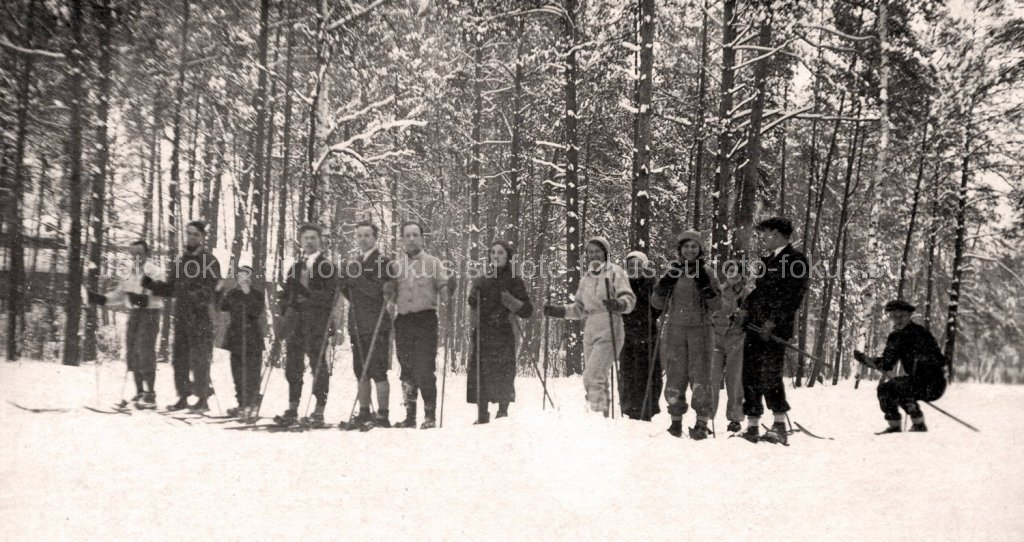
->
[83, 0, 116, 362]
[306, 0, 332, 222]
[469, 31, 484, 262]
[944, 116, 971, 382]
[143, 104, 161, 246]
[808, 109, 861, 387]
[923, 167, 940, 331]
[562, 0, 583, 376]
[276, 2, 296, 284]
[832, 228, 849, 385]
[778, 82, 788, 214]
[691, 3, 709, 230]
[62, 0, 87, 366]
[168, 0, 191, 259]
[507, 18, 526, 250]
[856, 0, 889, 353]
[897, 113, 931, 299]
[207, 106, 226, 249]
[5, 0, 37, 362]
[711, 0, 737, 256]
[247, 0, 271, 283]
[629, 0, 654, 252]
[734, 5, 772, 254]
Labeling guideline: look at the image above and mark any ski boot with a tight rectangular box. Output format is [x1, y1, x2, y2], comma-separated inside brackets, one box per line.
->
[420, 418, 437, 430]
[394, 406, 417, 428]
[740, 426, 760, 443]
[496, 404, 509, 419]
[190, 397, 210, 413]
[421, 407, 437, 429]
[667, 419, 683, 438]
[760, 422, 789, 445]
[167, 396, 190, 412]
[689, 419, 711, 440]
[303, 412, 326, 429]
[876, 426, 902, 435]
[137, 392, 157, 410]
[274, 408, 299, 427]
[366, 411, 390, 430]
[339, 409, 372, 431]
[908, 422, 928, 433]
[727, 421, 742, 433]
[474, 412, 490, 425]
[226, 406, 242, 418]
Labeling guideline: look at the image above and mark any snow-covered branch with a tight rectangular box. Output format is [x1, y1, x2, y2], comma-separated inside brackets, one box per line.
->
[0, 35, 64, 59]
[326, 0, 390, 32]
[313, 118, 427, 173]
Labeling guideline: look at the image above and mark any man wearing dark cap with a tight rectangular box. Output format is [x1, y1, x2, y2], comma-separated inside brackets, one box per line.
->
[737, 216, 808, 444]
[855, 300, 949, 433]
[143, 220, 222, 411]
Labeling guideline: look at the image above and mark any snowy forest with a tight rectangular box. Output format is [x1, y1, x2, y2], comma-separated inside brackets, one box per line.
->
[1, 0, 1022, 384]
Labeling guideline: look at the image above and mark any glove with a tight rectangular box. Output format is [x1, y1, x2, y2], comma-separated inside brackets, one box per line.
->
[758, 320, 776, 342]
[500, 291, 524, 314]
[602, 297, 626, 313]
[127, 293, 149, 309]
[86, 290, 107, 306]
[140, 275, 155, 290]
[543, 304, 566, 318]
[654, 261, 683, 298]
[853, 350, 867, 363]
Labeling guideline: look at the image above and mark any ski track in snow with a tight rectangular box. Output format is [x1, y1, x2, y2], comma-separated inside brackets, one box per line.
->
[1, 352, 1022, 541]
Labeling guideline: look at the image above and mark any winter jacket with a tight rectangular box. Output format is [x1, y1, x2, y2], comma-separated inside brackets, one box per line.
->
[744, 243, 808, 340]
[145, 246, 221, 324]
[652, 260, 722, 328]
[101, 260, 165, 310]
[282, 252, 339, 321]
[559, 262, 636, 321]
[219, 288, 265, 353]
[873, 321, 948, 387]
[338, 248, 393, 337]
[712, 281, 751, 338]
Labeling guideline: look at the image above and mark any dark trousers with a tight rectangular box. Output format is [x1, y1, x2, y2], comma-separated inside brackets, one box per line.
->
[877, 376, 943, 420]
[231, 347, 263, 407]
[127, 309, 160, 394]
[742, 331, 790, 417]
[394, 310, 438, 414]
[352, 331, 390, 383]
[172, 312, 214, 398]
[285, 314, 331, 406]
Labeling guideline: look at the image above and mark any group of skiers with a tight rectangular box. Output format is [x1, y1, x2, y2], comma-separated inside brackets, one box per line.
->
[87, 215, 950, 438]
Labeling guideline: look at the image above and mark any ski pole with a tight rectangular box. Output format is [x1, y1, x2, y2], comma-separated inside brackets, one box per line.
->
[542, 315, 550, 410]
[343, 301, 389, 428]
[744, 323, 827, 367]
[639, 284, 660, 421]
[474, 288, 482, 423]
[302, 288, 345, 420]
[511, 310, 555, 409]
[604, 277, 620, 419]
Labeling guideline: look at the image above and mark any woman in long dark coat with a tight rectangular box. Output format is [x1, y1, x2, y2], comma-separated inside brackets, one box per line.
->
[467, 241, 533, 424]
[619, 251, 662, 421]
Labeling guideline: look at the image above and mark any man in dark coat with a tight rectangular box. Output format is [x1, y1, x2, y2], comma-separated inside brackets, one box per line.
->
[737, 216, 808, 444]
[855, 300, 948, 434]
[143, 221, 222, 411]
[218, 265, 265, 419]
[275, 223, 340, 427]
[338, 220, 394, 429]
[620, 251, 662, 421]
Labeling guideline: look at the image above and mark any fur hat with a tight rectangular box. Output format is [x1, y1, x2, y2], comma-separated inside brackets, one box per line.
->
[884, 299, 916, 313]
[587, 236, 611, 261]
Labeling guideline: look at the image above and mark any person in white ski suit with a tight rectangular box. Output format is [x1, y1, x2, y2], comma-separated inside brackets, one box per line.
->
[544, 236, 635, 415]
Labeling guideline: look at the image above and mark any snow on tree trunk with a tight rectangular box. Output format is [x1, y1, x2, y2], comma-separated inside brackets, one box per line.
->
[629, 0, 654, 252]
[61, 0, 87, 367]
[734, 5, 772, 255]
[562, 0, 582, 376]
[712, 0, 737, 257]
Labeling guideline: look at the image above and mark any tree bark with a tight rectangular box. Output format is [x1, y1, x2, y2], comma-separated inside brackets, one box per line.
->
[629, 0, 654, 252]
[711, 0, 737, 257]
[897, 112, 931, 300]
[691, 3, 710, 230]
[61, 0, 87, 366]
[562, 0, 582, 376]
[734, 5, 771, 254]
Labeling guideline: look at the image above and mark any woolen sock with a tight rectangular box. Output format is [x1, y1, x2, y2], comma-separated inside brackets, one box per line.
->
[888, 418, 902, 428]
[671, 415, 683, 422]
[773, 412, 787, 425]
[696, 415, 709, 424]
[747, 416, 760, 430]
[911, 416, 925, 426]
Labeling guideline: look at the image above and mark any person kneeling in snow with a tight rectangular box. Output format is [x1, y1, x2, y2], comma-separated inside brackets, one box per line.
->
[854, 300, 948, 434]
[652, 231, 721, 440]
[544, 237, 635, 416]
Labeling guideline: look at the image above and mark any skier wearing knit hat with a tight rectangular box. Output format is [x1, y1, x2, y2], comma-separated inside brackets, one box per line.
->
[544, 237, 636, 416]
[652, 230, 722, 439]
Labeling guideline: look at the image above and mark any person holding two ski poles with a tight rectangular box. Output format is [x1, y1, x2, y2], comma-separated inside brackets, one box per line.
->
[543, 236, 635, 417]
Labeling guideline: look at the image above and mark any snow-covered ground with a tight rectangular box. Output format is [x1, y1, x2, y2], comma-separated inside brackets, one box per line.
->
[1, 348, 1022, 541]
